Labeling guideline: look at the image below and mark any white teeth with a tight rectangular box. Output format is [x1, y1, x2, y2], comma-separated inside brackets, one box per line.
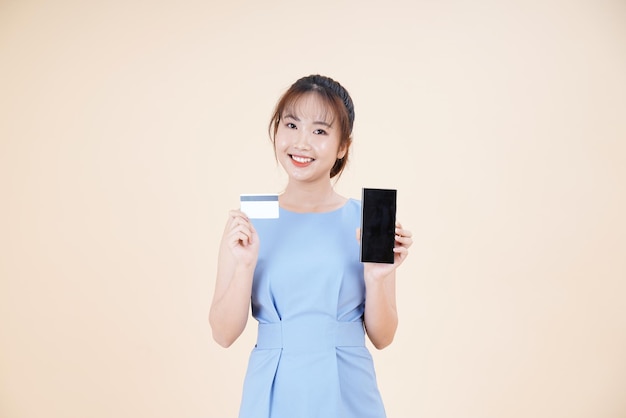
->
[292, 155, 313, 163]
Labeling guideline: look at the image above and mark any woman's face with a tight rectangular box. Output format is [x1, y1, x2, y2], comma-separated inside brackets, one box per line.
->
[274, 92, 346, 185]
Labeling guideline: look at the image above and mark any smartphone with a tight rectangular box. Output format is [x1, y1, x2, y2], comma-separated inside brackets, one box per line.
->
[360, 188, 397, 264]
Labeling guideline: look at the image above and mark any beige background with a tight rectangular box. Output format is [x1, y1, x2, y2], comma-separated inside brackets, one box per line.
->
[1, 0, 625, 417]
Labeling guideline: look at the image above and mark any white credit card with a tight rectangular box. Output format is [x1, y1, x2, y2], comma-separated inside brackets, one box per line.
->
[240, 194, 279, 219]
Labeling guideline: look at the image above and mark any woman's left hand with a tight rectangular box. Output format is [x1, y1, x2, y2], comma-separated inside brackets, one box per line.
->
[357, 222, 413, 282]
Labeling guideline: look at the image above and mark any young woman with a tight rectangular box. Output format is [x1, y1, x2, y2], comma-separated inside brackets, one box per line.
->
[209, 75, 413, 418]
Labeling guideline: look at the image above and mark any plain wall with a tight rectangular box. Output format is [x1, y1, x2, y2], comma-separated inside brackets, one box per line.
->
[1, 0, 625, 417]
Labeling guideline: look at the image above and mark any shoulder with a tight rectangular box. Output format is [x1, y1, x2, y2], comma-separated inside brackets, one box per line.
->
[342, 198, 362, 219]
[345, 197, 361, 210]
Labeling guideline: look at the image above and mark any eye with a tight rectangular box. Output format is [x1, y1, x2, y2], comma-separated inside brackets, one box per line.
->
[286, 122, 297, 129]
[313, 129, 327, 135]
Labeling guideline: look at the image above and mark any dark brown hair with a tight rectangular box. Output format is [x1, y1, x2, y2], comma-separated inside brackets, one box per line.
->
[269, 75, 355, 179]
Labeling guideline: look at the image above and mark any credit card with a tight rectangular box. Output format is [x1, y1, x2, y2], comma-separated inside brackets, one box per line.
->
[240, 194, 279, 219]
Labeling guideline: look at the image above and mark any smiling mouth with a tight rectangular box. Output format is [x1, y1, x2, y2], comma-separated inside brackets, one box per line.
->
[290, 154, 314, 164]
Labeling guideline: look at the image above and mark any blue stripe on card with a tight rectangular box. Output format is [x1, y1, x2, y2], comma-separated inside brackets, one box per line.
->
[240, 194, 279, 202]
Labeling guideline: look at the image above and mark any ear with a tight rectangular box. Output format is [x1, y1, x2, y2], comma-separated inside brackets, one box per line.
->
[337, 142, 349, 160]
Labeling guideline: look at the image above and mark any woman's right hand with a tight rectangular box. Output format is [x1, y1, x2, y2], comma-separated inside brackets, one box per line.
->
[221, 210, 259, 267]
[211, 210, 259, 347]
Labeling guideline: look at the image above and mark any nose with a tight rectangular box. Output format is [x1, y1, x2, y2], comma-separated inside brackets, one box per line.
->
[293, 130, 311, 150]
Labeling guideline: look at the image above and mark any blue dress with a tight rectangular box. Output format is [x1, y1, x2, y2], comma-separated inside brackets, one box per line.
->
[239, 199, 387, 418]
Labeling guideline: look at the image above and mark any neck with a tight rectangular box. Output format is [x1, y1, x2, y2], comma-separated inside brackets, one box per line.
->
[280, 179, 346, 213]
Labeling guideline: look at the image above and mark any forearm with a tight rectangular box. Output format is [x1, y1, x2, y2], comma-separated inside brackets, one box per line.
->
[209, 264, 255, 347]
[363, 271, 398, 350]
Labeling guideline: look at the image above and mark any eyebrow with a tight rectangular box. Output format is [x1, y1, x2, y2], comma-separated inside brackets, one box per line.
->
[283, 113, 333, 128]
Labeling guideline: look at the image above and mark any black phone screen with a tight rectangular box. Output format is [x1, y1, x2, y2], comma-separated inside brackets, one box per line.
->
[360, 188, 397, 264]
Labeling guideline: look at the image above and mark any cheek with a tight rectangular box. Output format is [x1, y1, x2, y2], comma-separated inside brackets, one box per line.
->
[276, 141, 291, 157]
[323, 137, 343, 156]
[318, 142, 333, 154]
[273, 132, 288, 151]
